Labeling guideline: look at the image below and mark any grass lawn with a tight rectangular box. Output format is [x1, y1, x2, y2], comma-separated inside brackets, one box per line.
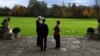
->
[0, 17, 98, 36]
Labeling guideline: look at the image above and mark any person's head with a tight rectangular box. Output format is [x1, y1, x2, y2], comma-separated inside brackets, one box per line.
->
[42, 19, 46, 23]
[38, 16, 42, 20]
[57, 20, 60, 25]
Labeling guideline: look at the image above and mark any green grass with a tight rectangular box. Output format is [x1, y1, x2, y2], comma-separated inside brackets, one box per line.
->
[0, 17, 98, 36]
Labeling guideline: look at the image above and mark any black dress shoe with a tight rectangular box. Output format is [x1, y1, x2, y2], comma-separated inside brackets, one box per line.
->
[43, 48, 47, 51]
[55, 47, 60, 49]
[41, 49, 43, 51]
[37, 45, 41, 47]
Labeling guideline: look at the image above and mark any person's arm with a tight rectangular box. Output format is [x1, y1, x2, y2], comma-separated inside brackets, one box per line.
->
[58, 25, 61, 35]
[54, 25, 56, 31]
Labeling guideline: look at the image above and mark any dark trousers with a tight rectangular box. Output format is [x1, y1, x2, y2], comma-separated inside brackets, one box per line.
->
[37, 33, 41, 46]
[40, 35, 47, 51]
[54, 35, 60, 48]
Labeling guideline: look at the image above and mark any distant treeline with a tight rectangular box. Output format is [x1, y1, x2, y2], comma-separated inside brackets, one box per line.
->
[0, 1, 99, 18]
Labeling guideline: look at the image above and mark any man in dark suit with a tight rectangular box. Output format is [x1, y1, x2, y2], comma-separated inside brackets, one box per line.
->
[40, 19, 48, 51]
[36, 16, 41, 46]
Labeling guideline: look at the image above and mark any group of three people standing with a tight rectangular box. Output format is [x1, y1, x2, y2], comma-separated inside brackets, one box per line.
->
[36, 16, 61, 51]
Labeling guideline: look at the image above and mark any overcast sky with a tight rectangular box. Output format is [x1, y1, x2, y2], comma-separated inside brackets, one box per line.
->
[0, 0, 95, 8]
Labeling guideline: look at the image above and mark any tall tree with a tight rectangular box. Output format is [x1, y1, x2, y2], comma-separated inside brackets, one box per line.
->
[12, 5, 26, 16]
[49, 4, 62, 17]
[71, 3, 78, 17]
[27, 0, 48, 17]
[94, 0, 100, 18]
[0, 7, 11, 16]
[28, 0, 37, 7]
[82, 8, 90, 17]
[60, 2, 68, 18]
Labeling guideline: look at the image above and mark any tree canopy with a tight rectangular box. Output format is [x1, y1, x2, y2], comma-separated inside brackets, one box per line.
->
[0, 0, 100, 18]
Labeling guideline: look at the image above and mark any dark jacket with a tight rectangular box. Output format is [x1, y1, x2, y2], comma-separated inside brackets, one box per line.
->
[36, 19, 41, 33]
[54, 25, 60, 35]
[40, 23, 48, 36]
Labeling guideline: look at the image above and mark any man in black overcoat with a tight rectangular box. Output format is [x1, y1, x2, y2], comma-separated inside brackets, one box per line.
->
[36, 16, 41, 46]
[40, 19, 48, 51]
